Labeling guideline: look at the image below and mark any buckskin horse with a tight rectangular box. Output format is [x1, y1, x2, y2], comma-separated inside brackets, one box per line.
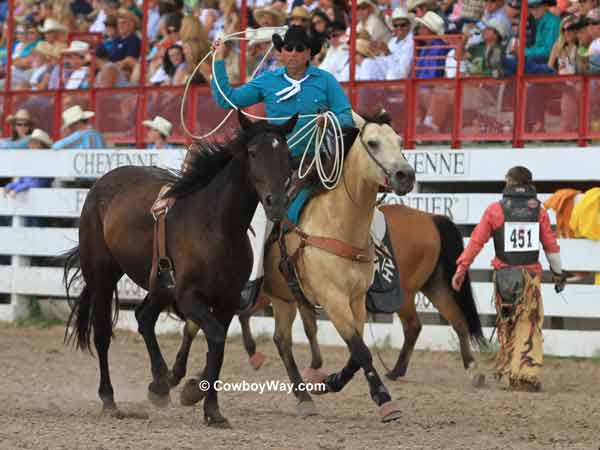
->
[237, 205, 486, 386]
[64, 112, 296, 427]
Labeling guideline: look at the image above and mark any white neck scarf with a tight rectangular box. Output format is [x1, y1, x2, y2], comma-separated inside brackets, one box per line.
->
[275, 72, 310, 103]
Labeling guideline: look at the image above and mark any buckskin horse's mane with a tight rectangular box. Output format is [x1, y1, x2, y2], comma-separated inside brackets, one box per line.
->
[165, 120, 287, 199]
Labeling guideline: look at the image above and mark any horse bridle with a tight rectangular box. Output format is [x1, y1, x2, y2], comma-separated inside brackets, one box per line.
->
[357, 121, 401, 188]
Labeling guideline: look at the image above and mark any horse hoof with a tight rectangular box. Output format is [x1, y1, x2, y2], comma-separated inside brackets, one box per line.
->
[204, 415, 231, 428]
[180, 378, 206, 407]
[379, 401, 402, 423]
[297, 400, 319, 417]
[249, 352, 266, 370]
[472, 373, 486, 388]
[385, 372, 407, 382]
[101, 405, 125, 419]
[301, 367, 327, 384]
[147, 389, 171, 408]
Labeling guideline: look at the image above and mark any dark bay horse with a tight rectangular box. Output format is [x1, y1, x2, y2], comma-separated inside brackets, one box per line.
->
[238, 204, 487, 386]
[64, 112, 296, 427]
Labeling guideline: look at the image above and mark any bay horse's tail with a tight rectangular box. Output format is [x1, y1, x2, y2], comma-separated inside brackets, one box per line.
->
[432, 215, 485, 347]
[63, 245, 120, 352]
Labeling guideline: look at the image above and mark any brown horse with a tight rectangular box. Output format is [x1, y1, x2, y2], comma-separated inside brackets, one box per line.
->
[63, 112, 296, 427]
[238, 204, 486, 386]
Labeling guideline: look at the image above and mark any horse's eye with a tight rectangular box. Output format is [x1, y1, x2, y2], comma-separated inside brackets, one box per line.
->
[367, 139, 378, 149]
[249, 150, 257, 159]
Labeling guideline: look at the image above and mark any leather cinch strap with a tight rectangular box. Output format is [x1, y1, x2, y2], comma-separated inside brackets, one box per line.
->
[150, 185, 176, 290]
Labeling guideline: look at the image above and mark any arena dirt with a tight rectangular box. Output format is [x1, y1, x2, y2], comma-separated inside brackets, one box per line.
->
[0, 325, 598, 450]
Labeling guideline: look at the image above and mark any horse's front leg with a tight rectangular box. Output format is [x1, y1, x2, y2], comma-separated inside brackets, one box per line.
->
[318, 293, 402, 423]
[202, 309, 233, 428]
[271, 295, 319, 417]
[136, 291, 172, 407]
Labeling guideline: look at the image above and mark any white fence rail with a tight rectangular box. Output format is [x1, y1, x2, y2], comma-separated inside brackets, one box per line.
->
[1, 148, 599, 356]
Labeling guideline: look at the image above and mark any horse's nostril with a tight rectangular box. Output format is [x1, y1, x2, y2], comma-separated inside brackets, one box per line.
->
[265, 194, 273, 208]
[394, 171, 406, 181]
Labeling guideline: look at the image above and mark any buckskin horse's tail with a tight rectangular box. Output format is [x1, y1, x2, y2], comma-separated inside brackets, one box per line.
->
[432, 215, 485, 347]
[63, 245, 119, 352]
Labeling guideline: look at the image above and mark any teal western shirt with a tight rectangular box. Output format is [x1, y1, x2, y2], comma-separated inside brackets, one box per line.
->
[211, 60, 354, 157]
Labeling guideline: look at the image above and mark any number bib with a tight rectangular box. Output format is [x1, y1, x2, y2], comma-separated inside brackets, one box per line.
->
[504, 222, 540, 252]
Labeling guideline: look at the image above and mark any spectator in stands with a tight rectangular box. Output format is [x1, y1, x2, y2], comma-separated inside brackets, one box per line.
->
[12, 21, 41, 72]
[0, 129, 53, 207]
[289, 6, 311, 28]
[338, 37, 386, 80]
[109, 9, 141, 75]
[505, 0, 560, 74]
[318, 20, 348, 78]
[578, 0, 599, 16]
[0, 109, 34, 149]
[221, 40, 240, 83]
[22, 41, 58, 90]
[52, 105, 106, 149]
[465, 18, 506, 77]
[316, 0, 348, 25]
[247, 6, 285, 76]
[143, 116, 174, 149]
[37, 18, 69, 48]
[97, 14, 118, 56]
[89, 0, 119, 33]
[311, 10, 332, 41]
[548, 15, 580, 131]
[146, 0, 162, 42]
[505, 0, 536, 47]
[587, 8, 600, 72]
[182, 40, 211, 83]
[482, 0, 511, 37]
[254, 4, 286, 27]
[409, 0, 436, 17]
[61, 41, 92, 89]
[71, 0, 94, 20]
[576, 16, 592, 72]
[160, 44, 188, 85]
[414, 11, 448, 78]
[386, 7, 414, 79]
[357, 0, 392, 42]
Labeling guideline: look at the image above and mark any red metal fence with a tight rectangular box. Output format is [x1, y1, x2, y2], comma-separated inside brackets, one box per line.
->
[2, 0, 599, 148]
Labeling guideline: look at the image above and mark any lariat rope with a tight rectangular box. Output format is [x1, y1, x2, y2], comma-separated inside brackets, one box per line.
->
[179, 28, 345, 190]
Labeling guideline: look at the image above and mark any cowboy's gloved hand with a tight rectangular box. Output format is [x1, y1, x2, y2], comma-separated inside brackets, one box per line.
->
[212, 39, 225, 60]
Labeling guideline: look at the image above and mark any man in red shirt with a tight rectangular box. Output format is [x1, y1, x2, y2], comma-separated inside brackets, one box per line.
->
[451, 166, 564, 391]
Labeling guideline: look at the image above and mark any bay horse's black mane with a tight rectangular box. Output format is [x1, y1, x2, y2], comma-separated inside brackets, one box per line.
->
[166, 120, 288, 199]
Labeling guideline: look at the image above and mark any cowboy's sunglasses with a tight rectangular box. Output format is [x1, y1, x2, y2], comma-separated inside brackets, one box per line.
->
[284, 44, 307, 52]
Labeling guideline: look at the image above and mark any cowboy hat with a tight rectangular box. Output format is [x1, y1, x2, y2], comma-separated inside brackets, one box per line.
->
[38, 18, 68, 33]
[407, 0, 429, 12]
[272, 25, 323, 56]
[355, 38, 374, 57]
[414, 11, 445, 35]
[6, 109, 33, 125]
[62, 105, 95, 129]
[357, 0, 378, 9]
[253, 5, 286, 27]
[143, 116, 173, 137]
[484, 18, 509, 39]
[61, 40, 91, 57]
[31, 129, 53, 147]
[391, 7, 414, 23]
[116, 8, 141, 27]
[290, 6, 310, 20]
[32, 41, 59, 59]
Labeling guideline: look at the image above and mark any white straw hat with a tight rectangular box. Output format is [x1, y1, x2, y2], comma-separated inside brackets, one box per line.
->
[143, 116, 173, 137]
[62, 105, 95, 129]
[391, 7, 413, 23]
[31, 129, 53, 147]
[38, 18, 69, 33]
[414, 11, 445, 35]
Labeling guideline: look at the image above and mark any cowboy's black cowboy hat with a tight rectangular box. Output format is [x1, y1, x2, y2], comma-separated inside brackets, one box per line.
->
[272, 25, 323, 56]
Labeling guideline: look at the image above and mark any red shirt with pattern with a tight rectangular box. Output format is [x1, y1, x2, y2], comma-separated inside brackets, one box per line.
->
[456, 201, 560, 275]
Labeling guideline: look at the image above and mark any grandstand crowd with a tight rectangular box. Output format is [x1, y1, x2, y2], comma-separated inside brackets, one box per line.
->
[0, 0, 599, 147]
